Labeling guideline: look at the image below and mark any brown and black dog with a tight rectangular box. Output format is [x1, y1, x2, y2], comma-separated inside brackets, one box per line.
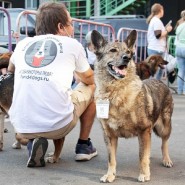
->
[92, 30, 173, 183]
[136, 55, 168, 80]
[0, 52, 14, 151]
[0, 53, 63, 163]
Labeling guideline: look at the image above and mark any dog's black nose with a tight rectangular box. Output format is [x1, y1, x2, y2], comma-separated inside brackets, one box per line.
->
[122, 55, 129, 61]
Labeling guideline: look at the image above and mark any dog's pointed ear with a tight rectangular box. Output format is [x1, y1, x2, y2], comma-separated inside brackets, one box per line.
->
[91, 30, 107, 51]
[124, 30, 137, 49]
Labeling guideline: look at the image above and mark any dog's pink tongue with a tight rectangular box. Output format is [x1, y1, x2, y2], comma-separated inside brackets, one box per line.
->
[113, 66, 127, 76]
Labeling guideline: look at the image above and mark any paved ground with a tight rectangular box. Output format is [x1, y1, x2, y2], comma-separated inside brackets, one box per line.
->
[0, 92, 185, 185]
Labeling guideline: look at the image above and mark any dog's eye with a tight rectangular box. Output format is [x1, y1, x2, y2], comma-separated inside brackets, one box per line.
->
[126, 49, 131, 54]
[109, 48, 117, 53]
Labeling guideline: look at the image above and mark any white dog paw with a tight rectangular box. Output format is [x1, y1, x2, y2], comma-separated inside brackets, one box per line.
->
[100, 174, 115, 183]
[47, 152, 54, 157]
[12, 141, 21, 149]
[45, 156, 60, 163]
[138, 174, 150, 182]
[45, 156, 55, 163]
[163, 159, 173, 168]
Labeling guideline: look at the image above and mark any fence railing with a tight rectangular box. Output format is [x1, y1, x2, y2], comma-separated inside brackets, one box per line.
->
[117, 27, 148, 62]
[11, 9, 177, 63]
[167, 36, 176, 57]
[0, 7, 12, 52]
[72, 18, 116, 45]
[14, 10, 37, 44]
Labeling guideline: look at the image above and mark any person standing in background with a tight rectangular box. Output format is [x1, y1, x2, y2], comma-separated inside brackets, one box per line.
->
[146, 3, 172, 80]
[84, 31, 96, 70]
[174, 10, 185, 30]
[175, 10, 185, 95]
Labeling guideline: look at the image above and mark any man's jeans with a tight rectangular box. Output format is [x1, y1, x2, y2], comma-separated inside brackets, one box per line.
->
[175, 46, 185, 94]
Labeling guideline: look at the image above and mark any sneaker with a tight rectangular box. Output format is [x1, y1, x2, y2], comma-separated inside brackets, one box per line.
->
[75, 139, 98, 161]
[27, 137, 48, 167]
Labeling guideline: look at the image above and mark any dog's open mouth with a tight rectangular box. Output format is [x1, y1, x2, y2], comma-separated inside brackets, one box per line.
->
[158, 64, 165, 69]
[108, 63, 127, 79]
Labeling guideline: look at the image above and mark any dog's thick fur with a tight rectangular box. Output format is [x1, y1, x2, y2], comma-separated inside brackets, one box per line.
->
[136, 55, 168, 80]
[0, 53, 64, 163]
[91, 30, 173, 182]
[0, 52, 13, 150]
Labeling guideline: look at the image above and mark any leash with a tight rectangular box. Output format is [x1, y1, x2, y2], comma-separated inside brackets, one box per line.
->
[177, 74, 185, 82]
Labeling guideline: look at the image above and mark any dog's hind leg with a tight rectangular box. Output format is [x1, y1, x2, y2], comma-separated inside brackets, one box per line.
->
[46, 137, 65, 163]
[154, 94, 173, 168]
[0, 110, 4, 151]
[138, 127, 152, 182]
[161, 137, 173, 167]
[100, 136, 118, 183]
[153, 118, 173, 168]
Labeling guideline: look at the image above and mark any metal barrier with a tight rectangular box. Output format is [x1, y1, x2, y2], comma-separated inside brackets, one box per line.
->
[167, 35, 176, 57]
[117, 27, 147, 62]
[72, 18, 116, 44]
[14, 11, 116, 45]
[0, 7, 12, 52]
[14, 10, 37, 43]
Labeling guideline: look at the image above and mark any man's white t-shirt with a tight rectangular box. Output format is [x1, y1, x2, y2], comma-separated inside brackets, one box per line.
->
[147, 16, 166, 52]
[9, 34, 90, 133]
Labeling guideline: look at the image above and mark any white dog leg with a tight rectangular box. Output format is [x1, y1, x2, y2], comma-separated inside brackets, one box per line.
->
[100, 136, 118, 183]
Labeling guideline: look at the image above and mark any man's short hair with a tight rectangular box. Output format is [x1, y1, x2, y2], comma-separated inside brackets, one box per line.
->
[36, 2, 68, 35]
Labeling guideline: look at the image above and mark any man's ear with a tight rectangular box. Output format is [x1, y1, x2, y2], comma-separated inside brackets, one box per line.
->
[91, 30, 107, 52]
[57, 23, 64, 35]
[124, 30, 137, 50]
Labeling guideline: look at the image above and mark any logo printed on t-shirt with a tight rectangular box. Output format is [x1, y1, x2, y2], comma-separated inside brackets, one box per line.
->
[25, 39, 57, 68]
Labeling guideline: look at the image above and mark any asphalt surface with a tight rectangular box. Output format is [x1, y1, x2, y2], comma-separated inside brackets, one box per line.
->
[0, 92, 185, 185]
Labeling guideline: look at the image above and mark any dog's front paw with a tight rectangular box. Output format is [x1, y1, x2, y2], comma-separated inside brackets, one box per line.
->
[45, 152, 60, 163]
[163, 158, 173, 168]
[12, 141, 21, 149]
[45, 156, 58, 163]
[138, 174, 150, 182]
[100, 174, 115, 183]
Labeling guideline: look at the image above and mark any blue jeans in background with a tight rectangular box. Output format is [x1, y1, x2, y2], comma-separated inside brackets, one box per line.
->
[175, 46, 185, 95]
[147, 48, 165, 80]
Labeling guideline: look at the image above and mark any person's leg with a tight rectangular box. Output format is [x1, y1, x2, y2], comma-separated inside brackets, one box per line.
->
[79, 100, 96, 140]
[75, 99, 97, 161]
[176, 56, 184, 94]
[176, 46, 185, 95]
[182, 60, 185, 95]
[71, 83, 97, 160]
[155, 68, 164, 80]
[19, 82, 97, 164]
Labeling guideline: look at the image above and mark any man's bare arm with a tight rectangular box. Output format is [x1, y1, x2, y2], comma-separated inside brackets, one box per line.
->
[75, 67, 94, 85]
[8, 61, 15, 73]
